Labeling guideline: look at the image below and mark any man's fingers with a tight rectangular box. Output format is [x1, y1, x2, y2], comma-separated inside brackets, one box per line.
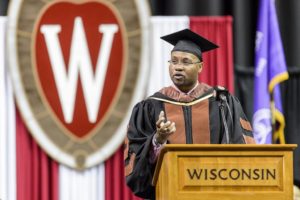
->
[155, 122, 176, 143]
[169, 126, 176, 133]
[159, 111, 164, 118]
[156, 116, 165, 127]
[156, 111, 176, 136]
[156, 111, 165, 128]
[161, 121, 171, 128]
[169, 122, 175, 129]
[167, 122, 176, 133]
[160, 121, 171, 130]
[163, 126, 176, 140]
[163, 121, 174, 130]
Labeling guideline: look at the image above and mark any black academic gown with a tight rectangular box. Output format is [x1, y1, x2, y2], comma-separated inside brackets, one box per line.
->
[124, 84, 254, 200]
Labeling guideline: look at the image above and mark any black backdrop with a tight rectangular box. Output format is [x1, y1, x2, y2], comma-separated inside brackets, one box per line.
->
[1, 0, 300, 186]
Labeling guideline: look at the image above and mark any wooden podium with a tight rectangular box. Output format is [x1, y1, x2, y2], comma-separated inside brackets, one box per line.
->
[152, 144, 297, 200]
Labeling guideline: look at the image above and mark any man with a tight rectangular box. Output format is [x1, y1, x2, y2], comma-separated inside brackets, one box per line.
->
[124, 29, 255, 199]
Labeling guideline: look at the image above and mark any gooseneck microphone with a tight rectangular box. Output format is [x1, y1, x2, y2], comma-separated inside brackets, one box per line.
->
[214, 86, 233, 144]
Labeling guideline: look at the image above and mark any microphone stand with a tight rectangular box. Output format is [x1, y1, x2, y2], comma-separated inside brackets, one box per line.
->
[219, 94, 233, 144]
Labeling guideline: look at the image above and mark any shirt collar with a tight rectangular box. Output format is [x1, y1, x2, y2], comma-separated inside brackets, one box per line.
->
[172, 82, 199, 95]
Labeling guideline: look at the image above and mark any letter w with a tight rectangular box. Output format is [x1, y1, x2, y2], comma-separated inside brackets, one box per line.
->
[41, 17, 118, 123]
[187, 169, 202, 180]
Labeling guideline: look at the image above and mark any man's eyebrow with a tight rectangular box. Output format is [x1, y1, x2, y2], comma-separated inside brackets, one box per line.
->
[182, 57, 192, 61]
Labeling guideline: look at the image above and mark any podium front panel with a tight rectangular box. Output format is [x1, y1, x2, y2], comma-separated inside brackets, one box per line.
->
[154, 145, 296, 200]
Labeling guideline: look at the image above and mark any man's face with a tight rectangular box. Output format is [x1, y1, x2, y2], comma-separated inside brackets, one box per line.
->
[169, 51, 202, 93]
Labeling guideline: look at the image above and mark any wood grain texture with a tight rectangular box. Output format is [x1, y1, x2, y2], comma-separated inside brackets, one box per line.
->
[153, 144, 296, 200]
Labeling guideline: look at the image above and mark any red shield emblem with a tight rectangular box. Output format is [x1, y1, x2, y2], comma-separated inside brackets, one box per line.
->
[7, 0, 150, 169]
[34, 1, 125, 138]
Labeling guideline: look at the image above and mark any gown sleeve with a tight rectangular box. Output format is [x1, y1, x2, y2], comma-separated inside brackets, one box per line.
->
[124, 99, 159, 199]
[226, 94, 256, 144]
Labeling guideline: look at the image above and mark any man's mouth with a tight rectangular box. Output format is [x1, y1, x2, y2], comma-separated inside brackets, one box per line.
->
[173, 73, 184, 79]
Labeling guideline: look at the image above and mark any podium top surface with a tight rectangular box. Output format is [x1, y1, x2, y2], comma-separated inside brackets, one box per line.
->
[159, 144, 297, 154]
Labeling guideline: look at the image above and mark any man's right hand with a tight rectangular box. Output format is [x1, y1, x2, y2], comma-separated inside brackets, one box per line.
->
[154, 111, 176, 144]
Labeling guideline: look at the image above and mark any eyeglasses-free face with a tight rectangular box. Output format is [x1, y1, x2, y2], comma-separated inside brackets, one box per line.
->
[168, 51, 203, 93]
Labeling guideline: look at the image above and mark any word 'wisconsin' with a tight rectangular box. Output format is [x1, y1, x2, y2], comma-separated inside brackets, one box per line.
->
[187, 168, 276, 180]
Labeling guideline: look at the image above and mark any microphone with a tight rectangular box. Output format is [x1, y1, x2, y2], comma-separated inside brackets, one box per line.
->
[214, 86, 232, 144]
[214, 86, 229, 102]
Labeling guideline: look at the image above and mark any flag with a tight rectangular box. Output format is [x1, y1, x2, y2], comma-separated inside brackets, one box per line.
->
[253, 0, 289, 144]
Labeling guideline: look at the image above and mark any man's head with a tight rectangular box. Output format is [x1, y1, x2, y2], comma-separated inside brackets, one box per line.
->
[161, 29, 218, 92]
[169, 51, 202, 93]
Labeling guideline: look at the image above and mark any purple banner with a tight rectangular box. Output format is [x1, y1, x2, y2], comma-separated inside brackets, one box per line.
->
[253, 0, 288, 144]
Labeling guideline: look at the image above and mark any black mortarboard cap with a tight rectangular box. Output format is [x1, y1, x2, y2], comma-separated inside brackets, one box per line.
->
[160, 29, 219, 60]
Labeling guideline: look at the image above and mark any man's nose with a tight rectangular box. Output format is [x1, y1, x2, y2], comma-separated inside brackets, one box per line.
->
[174, 64, 184, 71]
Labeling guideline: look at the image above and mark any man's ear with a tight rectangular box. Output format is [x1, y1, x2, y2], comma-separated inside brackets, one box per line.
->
[198, 62, 203, 73]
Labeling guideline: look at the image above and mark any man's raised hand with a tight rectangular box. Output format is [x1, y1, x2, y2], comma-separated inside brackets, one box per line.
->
[155, 111, 176, 144]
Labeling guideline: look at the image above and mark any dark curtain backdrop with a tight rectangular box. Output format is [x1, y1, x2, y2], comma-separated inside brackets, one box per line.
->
[0, 0, 9, 16]
[150, 0, 300, 186]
